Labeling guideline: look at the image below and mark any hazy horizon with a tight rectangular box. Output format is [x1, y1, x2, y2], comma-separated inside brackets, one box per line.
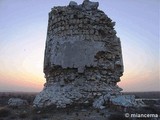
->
[0, 0, 159, 92]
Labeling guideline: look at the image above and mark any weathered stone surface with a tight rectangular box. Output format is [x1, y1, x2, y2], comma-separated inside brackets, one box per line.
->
[69, 1, 78, 7]
[49, 39, 105, 72]
[34, 0, 136, 108]
[82, 0, 99, 10]
[8, 98, 28, 107]
[110, 95, 137, 107]
[34, 79, 123, 108]
[135, 99, 146, 107]
[93, 96, 106, 109]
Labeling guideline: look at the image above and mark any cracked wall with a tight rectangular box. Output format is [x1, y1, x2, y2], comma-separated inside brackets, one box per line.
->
[34, 0, 124, 108]
[44, 1, 123, 83]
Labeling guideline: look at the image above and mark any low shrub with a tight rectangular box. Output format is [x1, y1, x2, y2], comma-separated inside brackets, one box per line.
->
[0, 107, 11, 117]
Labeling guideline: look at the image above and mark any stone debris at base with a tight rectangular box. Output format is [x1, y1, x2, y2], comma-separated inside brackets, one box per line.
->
[8, 98, 28, 107]
[34, 0, 137, 109]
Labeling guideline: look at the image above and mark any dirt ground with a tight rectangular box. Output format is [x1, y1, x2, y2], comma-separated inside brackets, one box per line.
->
[0, 92, 159, 120]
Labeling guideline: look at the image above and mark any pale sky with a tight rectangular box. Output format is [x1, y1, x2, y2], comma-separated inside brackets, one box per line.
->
[0, 0, 159, 92]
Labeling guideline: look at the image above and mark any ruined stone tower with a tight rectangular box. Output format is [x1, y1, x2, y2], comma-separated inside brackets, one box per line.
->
[34, 0, 136, 108]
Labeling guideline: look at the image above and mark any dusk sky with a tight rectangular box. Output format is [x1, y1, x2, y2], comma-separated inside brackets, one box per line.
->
[0, 0, 159, 92]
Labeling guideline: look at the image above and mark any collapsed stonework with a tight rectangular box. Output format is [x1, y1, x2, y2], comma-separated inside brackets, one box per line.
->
[8, 98, 28, 107]
[34, 0, 137, 109]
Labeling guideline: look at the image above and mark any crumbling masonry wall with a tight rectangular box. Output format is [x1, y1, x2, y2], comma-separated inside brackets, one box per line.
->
[44, 1, 123, 84]
[34, 0, 128, 108]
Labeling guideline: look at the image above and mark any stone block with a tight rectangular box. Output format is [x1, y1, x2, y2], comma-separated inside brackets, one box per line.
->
[8, 98, 28, 107]
[82, 0, 99, 10]
[69, 1, 78, 7]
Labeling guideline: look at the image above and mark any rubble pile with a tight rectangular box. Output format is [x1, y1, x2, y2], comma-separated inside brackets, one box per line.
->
[8, 98, 28, 107]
